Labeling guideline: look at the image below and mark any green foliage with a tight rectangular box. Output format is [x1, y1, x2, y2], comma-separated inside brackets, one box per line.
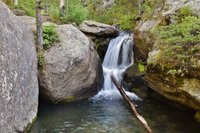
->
[150, 7, 200, 71]
[87, 0, 138, 30]
[176, 7, 193, 22]
[43, 24, 59, 50]
[117, 15, 133, 30]
[18, 0, 35, 16]
[138, 62, 145, 73]
[16, 0, 88, 24]
[141, 0, 158, 20]
[152, 16, 200, 45]
[66, 0, 88, 24]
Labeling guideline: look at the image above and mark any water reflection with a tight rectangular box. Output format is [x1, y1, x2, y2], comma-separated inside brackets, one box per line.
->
[30, 98, 200, 133]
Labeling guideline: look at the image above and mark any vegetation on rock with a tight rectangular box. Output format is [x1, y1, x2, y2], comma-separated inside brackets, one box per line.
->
[43, 24, 59, 50]
[150, 7, 200, 77]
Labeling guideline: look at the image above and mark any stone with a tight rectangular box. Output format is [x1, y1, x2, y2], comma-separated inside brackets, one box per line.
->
[39, 24, 103, 103]
[79, 20, 119, 37]
[0, 2, 38, 133]
[79, 20, 119, 60]
[140, 0, 200, 112]
[133, 20, 160, 61]
[18, 16, 36, 32]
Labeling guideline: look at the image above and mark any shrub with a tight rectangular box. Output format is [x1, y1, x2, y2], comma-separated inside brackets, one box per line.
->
[43, 24, 59, 50]
[66, 0, 88, 24]
[152, 16, 200, 45]
[150, 7, 200, 70]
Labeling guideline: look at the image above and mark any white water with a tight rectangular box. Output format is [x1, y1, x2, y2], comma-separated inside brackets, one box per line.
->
[93, 33, 139, 100]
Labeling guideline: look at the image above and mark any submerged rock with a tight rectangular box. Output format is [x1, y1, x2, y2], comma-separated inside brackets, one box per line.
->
[134, 0, 200, 114]
[39, 24, 103, 103]
[0, 2, 38, 132]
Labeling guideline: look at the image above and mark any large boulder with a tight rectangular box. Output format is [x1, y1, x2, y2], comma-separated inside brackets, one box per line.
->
[133, 19, 160, 61]
[0, 2, 38, 133]
[79, 20, 119, 37]
[79, 20, 119, 59]
[18, 16, 36, 32]
[39, 24, 103, 103]
[134, 0, 200, 114]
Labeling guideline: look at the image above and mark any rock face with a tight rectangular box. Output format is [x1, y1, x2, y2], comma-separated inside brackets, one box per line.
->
[0, 2, 38, 133]
[79, 20, 119, 59]
[19, 16, 36, 32]
[133, 20, 160, 61]
[79, 20, 119, 37]
[39, 24, 103, 103]
[134, 0, 200, 113]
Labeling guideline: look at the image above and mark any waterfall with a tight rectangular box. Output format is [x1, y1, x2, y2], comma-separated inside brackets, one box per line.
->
[93, 33, 139, 100]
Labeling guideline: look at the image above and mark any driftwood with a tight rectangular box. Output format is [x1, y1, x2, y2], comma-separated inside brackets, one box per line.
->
[111, 74, 153, 133]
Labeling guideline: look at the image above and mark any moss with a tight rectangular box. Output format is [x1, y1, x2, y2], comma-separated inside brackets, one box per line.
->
[138, 62, 145, 73]
[23, 115, 37, 133]
[64, 96, 76, 102]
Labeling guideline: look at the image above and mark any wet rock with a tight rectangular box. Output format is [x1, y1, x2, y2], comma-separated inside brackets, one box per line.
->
[0, 2, 38, 132]
[39, 24, 103, 103]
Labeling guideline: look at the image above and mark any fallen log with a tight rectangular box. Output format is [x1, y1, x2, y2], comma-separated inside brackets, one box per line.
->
[111, 74, 153, 133]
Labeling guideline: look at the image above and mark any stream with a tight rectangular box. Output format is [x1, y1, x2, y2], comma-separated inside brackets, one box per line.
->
[30, 98, 200, 133]
[30, 33, 200, 133]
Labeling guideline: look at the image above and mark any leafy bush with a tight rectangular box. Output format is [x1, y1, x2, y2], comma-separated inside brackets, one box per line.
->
[151, 7, 200, 70]
[18, 0, 35, 16]
[66, 0, 88, 24]
[43, 24, 59, 50]
[152, 16, 200, 45]
[87, 0, 138, 30]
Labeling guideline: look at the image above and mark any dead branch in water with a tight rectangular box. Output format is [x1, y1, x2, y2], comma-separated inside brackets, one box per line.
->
[111, 74, 153, 133]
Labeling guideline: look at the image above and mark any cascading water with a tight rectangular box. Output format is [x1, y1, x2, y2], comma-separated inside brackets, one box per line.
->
[93, 33, 139, 100]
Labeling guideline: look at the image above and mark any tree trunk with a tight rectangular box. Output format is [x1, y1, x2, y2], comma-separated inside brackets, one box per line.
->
[111, 74, 153, 133]
[138, 0, 144, 16]
[59, 0, 66, 17]
[13, 0, 18, 7]
[135, 0, 144, 20]
[36, 0, 43, 51]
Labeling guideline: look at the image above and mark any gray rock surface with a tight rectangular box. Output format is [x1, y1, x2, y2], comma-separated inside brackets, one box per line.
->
[0, 2, 38, 133]
[39, 24, 103, 103]
[19, 16, 36, 32]
[79, 20, 119, 37]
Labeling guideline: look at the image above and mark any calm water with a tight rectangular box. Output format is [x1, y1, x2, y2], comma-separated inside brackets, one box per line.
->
[30, 96, 200, 133]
